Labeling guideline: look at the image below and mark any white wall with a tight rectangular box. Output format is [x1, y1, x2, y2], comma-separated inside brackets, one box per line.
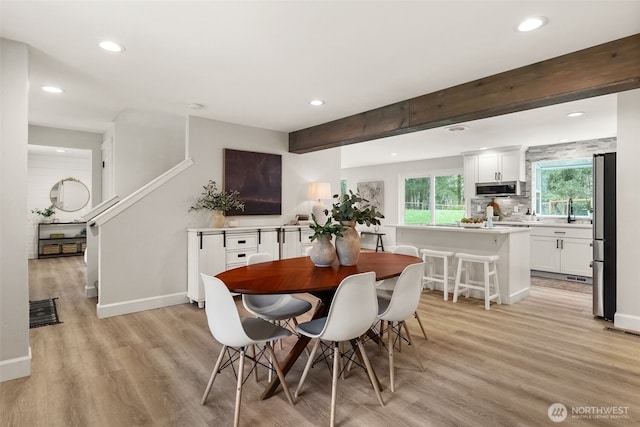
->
[28, 125, 102, 204]
[341, 155, 463, 249]
[113, 109, 185, 197]
[615, 89, 640, 332]
[0, 39, 30, 381]
[96, 115, 340, 317]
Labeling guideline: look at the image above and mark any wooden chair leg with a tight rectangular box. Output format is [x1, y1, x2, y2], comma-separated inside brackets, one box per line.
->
[295, 339, 320, 398]
[388, 321, 395, 392]
[233, 347, 246, 427]
[356, 338, 384, 407]
[251, 345, 259, 382]
[265, 342, 295, 406]
[403, 321, 424, 372]
[201, 345, 227, 405]
[414, 311, 429, 340]
[330, 342, 340, 427]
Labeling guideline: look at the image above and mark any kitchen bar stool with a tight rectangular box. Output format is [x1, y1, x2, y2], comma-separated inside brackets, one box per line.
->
[420, 248, 455, 301]
[453, 253, 501, 310]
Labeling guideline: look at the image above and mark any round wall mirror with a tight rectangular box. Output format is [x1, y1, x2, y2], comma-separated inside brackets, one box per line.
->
[50, 178, 90, 212]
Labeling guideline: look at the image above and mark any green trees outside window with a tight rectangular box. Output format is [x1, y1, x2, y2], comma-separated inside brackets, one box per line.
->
[535, 158, 593, 216]
[405, 174, 464, 224]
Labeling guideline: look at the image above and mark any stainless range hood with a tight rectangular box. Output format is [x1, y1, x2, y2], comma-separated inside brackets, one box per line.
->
[475, 181, 523, 197]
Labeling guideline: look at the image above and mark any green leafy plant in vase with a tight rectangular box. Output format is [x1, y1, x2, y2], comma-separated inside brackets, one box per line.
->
[189, 180, 245, 227]
[307, 213, 343, 267]
[31, 205, 56, 222]
[330, 191, 384, 265]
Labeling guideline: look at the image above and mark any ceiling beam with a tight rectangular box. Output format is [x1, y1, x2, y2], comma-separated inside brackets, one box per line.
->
[289, 33, 640, 154]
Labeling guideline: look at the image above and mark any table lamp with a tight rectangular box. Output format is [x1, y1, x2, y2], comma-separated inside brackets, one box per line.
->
[307, 182, 331, 224]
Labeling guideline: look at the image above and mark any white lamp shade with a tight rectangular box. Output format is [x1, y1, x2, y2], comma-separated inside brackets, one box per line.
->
[308, 182, 331, 223]
[307, 182, 331, 200]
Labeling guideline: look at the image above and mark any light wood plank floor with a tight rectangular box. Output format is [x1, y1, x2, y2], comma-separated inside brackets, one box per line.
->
[1, 257, 638, 426]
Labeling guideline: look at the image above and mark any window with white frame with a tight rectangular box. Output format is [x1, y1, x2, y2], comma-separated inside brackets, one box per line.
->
[533, 158, 593, 217]
[401, 172, 464, 225]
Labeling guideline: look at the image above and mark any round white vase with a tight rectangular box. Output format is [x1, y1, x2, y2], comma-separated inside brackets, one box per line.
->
[309, 235, 337, 267]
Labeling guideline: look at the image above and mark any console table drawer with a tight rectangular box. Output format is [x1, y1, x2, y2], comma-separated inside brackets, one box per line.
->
[226, 249, 258, 265]
[226, 234, 258, 250]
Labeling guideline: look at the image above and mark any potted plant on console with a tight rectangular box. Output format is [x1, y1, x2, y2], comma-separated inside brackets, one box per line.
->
[330, 191, 384, 266]
[31, 205, 57, 223]
[308, 213, 343, 267]
[189, 180, 245, 228]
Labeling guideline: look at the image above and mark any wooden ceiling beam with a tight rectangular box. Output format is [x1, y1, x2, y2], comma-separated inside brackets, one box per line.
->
[289, 33, 640, 154]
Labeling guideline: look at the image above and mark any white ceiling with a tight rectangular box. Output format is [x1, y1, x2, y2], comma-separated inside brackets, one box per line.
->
[2, 1, 639, 168]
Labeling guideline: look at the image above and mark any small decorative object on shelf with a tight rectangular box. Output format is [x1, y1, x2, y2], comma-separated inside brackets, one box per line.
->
[330, 191, 384, 266]
[487, 198, 501, 220]
[189, 180, 245, 228]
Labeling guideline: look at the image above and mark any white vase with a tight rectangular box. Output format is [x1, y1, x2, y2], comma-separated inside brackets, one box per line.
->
[309, 235, 336, 267]
[211, 210, 226, 228]
[335, 221, 360, 266]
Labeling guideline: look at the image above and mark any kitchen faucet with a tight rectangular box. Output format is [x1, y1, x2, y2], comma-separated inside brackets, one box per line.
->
[567, 198, 575, 223]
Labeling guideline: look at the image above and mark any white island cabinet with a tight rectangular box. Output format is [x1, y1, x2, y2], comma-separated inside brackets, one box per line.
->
[392, 225, 530, 304]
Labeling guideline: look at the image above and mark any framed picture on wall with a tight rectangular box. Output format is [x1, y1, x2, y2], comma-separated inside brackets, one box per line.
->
[224, 149, 282, 215]
[357, 181, 384, 215]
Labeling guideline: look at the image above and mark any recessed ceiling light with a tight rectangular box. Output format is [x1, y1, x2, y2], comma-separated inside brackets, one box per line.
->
[566, 111, 585, 118]
[391, 152, 398, 156]
[56, 149, 66, 153]
[558, 138, 570, 143]
[188, 103, 204, 110]
[310, 99, 324, 106]
[478, 147, 488, 150]
[41, 86, 64, 94]
[446, 125, 468, 132]
[99, 40, 125, 52]
[517, 16, 548, 32]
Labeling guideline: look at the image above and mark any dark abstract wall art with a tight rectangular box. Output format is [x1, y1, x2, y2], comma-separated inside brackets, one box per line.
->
[224, 149, 282, 215]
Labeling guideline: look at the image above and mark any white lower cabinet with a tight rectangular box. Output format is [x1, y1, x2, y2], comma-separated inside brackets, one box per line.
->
[280, 226, 314, 259]
[530, 226, 592, 277]
[187, 226, 300, 308]
[187, 231, 225, 308]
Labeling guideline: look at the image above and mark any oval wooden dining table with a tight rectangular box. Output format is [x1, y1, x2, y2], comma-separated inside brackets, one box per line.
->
[215, 252, 422, 400]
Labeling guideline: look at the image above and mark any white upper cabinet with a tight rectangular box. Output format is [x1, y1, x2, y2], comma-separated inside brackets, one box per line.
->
[475, 147, 526, 183]
[463, 155, 478, 199]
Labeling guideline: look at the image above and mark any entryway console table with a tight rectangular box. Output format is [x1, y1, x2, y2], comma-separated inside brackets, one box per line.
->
[37, 221, 87, 259]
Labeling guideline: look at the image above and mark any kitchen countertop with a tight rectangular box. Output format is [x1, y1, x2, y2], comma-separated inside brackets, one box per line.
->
[493, 221, 592, 229]
[390, 224, 530, 234]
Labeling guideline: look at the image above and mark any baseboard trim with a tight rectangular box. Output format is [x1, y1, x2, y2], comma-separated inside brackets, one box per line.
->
[531, 270, 593, 284]
[506, 287, 530, 304]
[614, 312, 640, 334]
[0, 347, 31, 382]
[96, 292, 189, 319]
[85, 282, 97, 298]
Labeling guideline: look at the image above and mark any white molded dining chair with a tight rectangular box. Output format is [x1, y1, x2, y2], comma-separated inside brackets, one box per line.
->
[242, 253, 313, 325]
[200, 273, 295, 427]
[376, 262, 426, 392]
[376, 245, 428, 340]
[242, 253, 313, 382]
[294, 271, 384, 427]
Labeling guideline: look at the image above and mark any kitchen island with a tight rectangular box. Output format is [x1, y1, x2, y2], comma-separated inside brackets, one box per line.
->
[391, 225, 530, 304]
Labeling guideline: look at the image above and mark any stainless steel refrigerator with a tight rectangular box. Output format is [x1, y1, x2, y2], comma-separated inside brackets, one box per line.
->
[592, 152, 616, 320]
